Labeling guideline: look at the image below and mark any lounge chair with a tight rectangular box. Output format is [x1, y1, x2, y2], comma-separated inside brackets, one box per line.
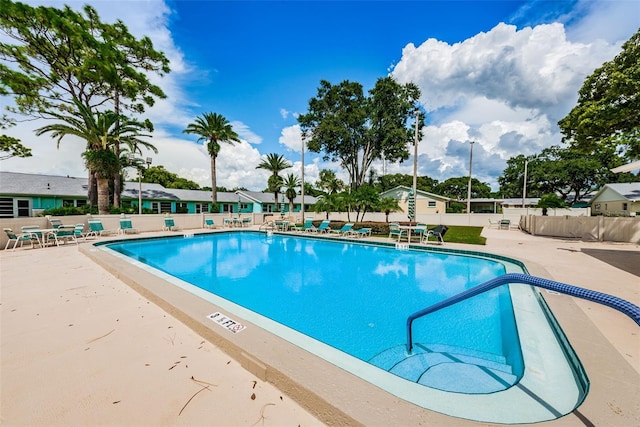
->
[291, 218, 314, 232]
[47, 225, 78, 246]
[204, 218, 216, 229]
[307, 219, 331, 233]
[242, 217, 252, 227]
[4, 228, 40, 251]
[49, 218, 63, 229]
[347, 227, 372, 239]
[74, 224, 87, 240]
[86, 219, 115, 238]
[119, 218, 138, 234]
[388, 223, 407, 242]
[163, 216, 178, 231]
[329, 223, 354, 236]
[488, 218, 500, 229]
[423, 225, 448, 245]
[499, 219, 511, 230]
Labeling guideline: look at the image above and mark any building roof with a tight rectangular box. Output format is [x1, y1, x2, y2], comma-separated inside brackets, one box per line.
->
[380, 185, 450, 201]
[1, 171, 317, 204]
[592, 182, 640, 202]
[611, 160, 640, 174]
[501, 198, 541, 206]
[0, 171, 89, 197]
[238, 190, 317, 204]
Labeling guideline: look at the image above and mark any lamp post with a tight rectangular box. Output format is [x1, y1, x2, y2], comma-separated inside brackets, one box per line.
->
[522, 159, 528, 209]
[129, 154, 151, 215]
[467, 141, 475, 224]
[412, 109, 420, 224]
[301, 136, 305, 221]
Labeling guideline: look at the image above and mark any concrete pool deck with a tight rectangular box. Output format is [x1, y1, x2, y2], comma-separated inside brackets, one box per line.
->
[1, 227, 638, 426]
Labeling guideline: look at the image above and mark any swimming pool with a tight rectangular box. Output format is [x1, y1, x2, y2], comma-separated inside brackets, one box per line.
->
[99, 231, 588, 424]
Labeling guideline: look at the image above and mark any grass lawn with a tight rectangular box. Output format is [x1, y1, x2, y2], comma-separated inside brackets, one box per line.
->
[440, 225, 486, 245]
[367, 224, 486, 245]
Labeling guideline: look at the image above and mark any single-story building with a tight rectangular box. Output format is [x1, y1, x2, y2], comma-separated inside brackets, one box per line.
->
[590, 182, 640, 216]
[0, 171, 316, 218]
[380, 185, 450, 216]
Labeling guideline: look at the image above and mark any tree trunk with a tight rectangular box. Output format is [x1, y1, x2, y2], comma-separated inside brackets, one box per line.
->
[211, 154, 217, 208]
[97, 176, 110, 215]
[113, 91, 121, 208]
[88, 171, 98, 206]
[113, 149, 121, 207]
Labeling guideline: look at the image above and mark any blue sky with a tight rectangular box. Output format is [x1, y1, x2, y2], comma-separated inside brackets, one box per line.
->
[2, 0, 639, 191]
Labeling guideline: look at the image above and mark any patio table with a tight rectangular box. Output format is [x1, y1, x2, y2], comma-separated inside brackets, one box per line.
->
[23, 228, 58, 247]
[398, 225, 419, 242]
[275, 220, 290, 231]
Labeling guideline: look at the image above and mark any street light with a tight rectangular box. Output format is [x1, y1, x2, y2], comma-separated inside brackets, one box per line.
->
[467, 141, 475, 223]
[301, 135, 305, 221]
[129, 154, 152, 215]
[411, 109, 420, 224]
[522, 159, 528, 209]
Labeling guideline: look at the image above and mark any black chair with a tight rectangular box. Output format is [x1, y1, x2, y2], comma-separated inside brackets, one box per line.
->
[423, 225, 448, 244]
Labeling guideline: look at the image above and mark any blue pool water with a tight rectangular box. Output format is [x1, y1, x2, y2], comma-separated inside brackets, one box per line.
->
[107, 231, 525, 391]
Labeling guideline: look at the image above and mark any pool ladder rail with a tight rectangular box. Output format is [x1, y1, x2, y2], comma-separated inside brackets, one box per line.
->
[406, 272, 640, 353]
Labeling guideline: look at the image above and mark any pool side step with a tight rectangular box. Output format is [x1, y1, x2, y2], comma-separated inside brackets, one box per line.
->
[368, 343, 518, 394]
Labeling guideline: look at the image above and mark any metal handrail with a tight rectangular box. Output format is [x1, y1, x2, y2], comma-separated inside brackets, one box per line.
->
[406, 273, 640, 352]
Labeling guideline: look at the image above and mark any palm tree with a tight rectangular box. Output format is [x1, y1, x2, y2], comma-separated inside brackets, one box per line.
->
[183, 112, 240, 208]
[256, 153, 292, 205]
[316, 169, 344, 194]
[378, 197, 401, 222]
[352, 185, 380, 222]
[283, 173, 301, 214]
[112, 117, 157, 208]
[35, 101, 151, 214]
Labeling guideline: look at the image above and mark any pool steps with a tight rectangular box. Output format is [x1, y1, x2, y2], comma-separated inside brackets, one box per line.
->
[369, 343, 517, 394]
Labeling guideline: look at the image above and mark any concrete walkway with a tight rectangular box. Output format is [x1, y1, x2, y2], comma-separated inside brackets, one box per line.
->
[1, 227, 638, 426]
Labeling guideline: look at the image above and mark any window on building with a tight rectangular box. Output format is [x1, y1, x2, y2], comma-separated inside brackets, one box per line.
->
[151, 202, 159, 213]
[160, 202, 172, 213]
[17, 199, 30, 217]
[76, 199, 87, 207]
[176, 202, 188, 213]
[195, 203, 202, 214]
[622, 202, 628, 211]
[0, 197, 13, 218]
[62, 199, 74, 207]
[428, 201, 436, 207]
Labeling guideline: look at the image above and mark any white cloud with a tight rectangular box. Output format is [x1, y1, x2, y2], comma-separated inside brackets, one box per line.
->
[230, 121, 262, 145]
[279, 124, 304, 153]
[564, 0, 640, 45]
[391, 19, 635, 190]
[393, 23, 617, 114]
[216, 140, 268, 190]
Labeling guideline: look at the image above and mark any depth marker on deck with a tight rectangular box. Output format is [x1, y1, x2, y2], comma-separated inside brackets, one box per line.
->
[207, 312, 247, 333]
